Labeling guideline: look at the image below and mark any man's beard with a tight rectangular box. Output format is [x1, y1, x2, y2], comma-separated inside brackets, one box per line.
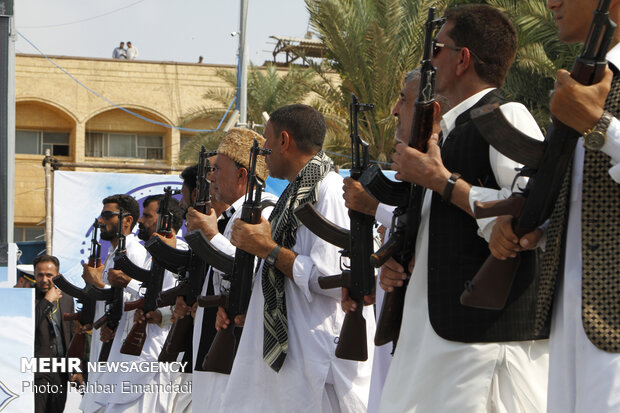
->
[100, 228, 116, 241]
[137, 223, 152, 241]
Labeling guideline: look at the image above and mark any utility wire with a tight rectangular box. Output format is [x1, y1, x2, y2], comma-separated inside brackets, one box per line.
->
[20, 0, 147, 29]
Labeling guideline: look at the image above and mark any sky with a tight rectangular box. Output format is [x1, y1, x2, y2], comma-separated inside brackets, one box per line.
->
[13, 0, 312, 66]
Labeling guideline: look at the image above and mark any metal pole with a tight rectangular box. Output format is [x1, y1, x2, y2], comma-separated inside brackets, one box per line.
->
[44, 150, 52, 254]
[0, 0, 15, 244]
[237, 0, 249, 127]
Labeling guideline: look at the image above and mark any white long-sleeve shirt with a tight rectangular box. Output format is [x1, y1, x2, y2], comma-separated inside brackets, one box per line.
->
[218, 171, 374, 413]
[79, 233, 147, 413]
[192, 193, 277, 412]
[379, 89, 549, 413]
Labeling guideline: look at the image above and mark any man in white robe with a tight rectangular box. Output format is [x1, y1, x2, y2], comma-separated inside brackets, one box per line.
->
[489, 1, 620, 411]
[378, 5, 549, 412]
[79, 194, 147, 413]
[176, 128, 275, 412]
[220, 104, 374, 412]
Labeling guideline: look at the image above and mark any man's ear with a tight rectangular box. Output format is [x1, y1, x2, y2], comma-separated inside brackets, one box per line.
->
[455, 47, 473, 77]
[123, 215, 134, 233]
[432, 100, 441, 119]
[280, 130, 292, 153]
[237, 165, 248, 183]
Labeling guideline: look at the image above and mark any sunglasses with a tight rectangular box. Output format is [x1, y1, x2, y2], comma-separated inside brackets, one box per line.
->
[432, 39, 463, 58]
[100, 210, 121, 219]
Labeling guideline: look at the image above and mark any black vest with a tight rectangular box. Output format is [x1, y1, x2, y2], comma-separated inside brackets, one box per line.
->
[427, 90, 549, 342]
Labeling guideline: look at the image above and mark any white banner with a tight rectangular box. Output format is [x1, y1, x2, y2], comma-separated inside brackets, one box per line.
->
[52, 170, 289, 288]
[0, 288, 34, 413]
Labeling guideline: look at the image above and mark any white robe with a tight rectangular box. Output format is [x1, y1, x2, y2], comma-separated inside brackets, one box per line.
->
[378, 89, 549, 413]
[218, 171, 374, 413]
[546, 45, 620, 413]
[92, 240, 186, 412]
[367, 203, 395, 413]
[79, 234, 147, 413]
[192, 193, 276, 411]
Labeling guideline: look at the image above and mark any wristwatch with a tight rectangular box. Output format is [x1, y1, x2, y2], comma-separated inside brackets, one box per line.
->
[265, 244, 282, 266]
[583, 111, 613, 151]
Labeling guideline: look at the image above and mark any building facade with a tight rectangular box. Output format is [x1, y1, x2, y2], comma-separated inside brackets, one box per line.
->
[15, 54, 238, 241]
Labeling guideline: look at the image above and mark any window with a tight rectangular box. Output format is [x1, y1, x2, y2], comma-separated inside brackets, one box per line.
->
[180, 135, 193, 149]
[14, 226, 45, 242]
[15, 130, 70, 156]
[86, 132, 163, 159]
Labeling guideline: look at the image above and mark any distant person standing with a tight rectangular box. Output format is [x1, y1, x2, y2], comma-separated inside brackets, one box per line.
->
[198, 56, 204, 63]
[112, 41, 126, 59]
[126, 41, 139, 60]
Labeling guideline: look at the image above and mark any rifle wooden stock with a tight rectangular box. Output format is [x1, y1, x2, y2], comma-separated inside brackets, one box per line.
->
[121, 321, 148, 356]
[164, 316, 193, 354]
[184, 230, 235, 274]
[374, 281, 409, 346]
[63, 312, 81, 322]
[123, 297, 145, 312]
[336, 305, 368, 360]
[98, 340, 113, 362]
[294, 203, 350, 250]
[66, 332, 87, 360]
[93, 314, 107, 330]
[201, 326, 240, 374]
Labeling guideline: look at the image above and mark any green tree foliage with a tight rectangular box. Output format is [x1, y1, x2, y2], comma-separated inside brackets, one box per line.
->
[307, 0, 448, 166]
[308, 0, 580, 165]
[178, 64, 319, 163]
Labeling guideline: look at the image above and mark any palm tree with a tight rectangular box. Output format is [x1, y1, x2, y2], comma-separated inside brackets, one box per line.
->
[178, 64, 320, 163]
[483, 0, 580, 128]
[307, 0, 448, 166]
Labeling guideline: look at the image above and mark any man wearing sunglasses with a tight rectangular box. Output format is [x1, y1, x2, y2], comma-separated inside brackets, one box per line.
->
[378, 4, 548, 412]
[79, 194, 148, 413]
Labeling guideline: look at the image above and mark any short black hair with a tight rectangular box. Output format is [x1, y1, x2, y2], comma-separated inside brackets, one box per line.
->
[269, 104, 326, 154]
[180, 164, 198, 192]
[102, 194, 140, 230]
[142, 195, 184, 233]
[445, 4, 517, 88]
[33, 254, 59, 272]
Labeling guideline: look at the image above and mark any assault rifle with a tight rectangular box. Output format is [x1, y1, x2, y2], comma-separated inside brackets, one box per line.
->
[358, 7, 444, 346]
[93, 208, 129, 362]
[148, 147, 217, 366]
[58, 220, 102, 361]
[120, 187, 180, 356]
[194, 139, 271, 373]
[293, 94, 375, 361]
[460, 0, 616, 310]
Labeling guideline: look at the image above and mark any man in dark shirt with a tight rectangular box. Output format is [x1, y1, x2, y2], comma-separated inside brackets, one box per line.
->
[33, 254, 74, 413]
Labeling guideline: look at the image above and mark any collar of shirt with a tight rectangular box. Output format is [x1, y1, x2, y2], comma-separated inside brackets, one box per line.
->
[440, 87, 496, 137]
[607, 42, 620, 71]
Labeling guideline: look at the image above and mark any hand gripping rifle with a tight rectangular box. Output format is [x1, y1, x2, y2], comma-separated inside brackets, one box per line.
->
[147, 147, 218, 365]
[120, 187, 180, 356]
[460, 0, 615, 310]
[196, 138, 271, 374]
[357, 7, 444, 346]
[57, 220, 102, 361]
[293, 94, 375, 361]
[92, 208, 129, 362]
